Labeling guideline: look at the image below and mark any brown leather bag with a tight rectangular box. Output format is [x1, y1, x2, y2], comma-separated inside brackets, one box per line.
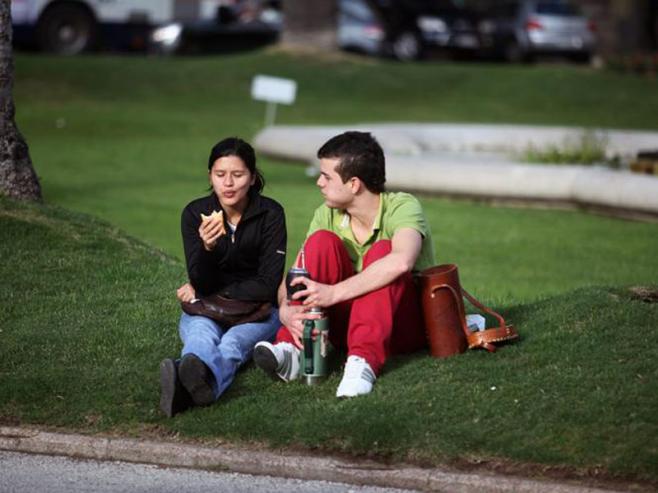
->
[181, 294, 272, 328]
[418, 264, 518, 357]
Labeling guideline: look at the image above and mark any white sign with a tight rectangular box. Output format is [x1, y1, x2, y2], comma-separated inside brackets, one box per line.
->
[251, 75, 297, 105]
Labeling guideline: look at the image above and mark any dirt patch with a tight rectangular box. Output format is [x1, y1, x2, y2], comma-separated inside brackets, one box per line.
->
[629, 286, 658, 303]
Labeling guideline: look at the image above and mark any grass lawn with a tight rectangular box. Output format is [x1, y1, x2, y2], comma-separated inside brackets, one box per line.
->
[4, 50, 658, 484]
[13, 50, 658, 262]
[1, 196, 657, 485]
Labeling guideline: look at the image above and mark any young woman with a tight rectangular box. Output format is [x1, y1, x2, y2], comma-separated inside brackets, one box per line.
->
[160, 137, 286, 417]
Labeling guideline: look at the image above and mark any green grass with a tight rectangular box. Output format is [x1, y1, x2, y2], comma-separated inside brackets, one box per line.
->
[1, 196, 657, 483]
[13, 51, 658, 260]
[5, 51, 658, 483]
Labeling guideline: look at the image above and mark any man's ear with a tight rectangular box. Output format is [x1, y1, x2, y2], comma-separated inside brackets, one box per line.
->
[349, 177, 362, 194]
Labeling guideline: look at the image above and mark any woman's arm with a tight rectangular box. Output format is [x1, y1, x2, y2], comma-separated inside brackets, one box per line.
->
[181, 204, 228, 295]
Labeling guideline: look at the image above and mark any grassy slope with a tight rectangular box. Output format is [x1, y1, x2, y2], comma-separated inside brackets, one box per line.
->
[1, 197, 657, 482]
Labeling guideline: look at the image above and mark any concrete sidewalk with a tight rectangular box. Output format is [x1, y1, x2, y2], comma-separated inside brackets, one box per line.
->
[254, 124, 658, 218]
[0, 426, 638, 493]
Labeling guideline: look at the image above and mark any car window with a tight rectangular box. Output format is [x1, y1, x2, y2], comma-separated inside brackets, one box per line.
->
[535, 1, 582, 16]
[340, 0, 377, 22]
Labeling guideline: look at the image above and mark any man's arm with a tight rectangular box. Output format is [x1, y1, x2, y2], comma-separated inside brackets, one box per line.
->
[291, 227, 422, 308]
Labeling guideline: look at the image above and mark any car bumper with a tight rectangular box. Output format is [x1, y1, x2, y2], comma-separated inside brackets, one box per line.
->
[526, 31, 595, 53]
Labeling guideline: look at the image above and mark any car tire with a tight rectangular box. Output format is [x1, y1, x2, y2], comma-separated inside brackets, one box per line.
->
[392, 32, 422, 61]
[37, 4, 98, 55]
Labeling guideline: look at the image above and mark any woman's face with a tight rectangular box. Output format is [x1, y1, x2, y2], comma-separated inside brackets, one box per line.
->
[209, 155, 255, 211]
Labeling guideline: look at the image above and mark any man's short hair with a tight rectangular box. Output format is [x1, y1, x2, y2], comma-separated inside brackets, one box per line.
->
[317, 131, 386, 193]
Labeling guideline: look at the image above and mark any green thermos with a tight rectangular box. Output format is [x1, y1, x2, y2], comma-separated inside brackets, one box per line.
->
[300, 308, 331, 385]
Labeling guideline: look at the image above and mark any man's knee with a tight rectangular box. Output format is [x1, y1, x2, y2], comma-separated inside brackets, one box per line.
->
[305, 230, 342, 252]
[363, 240, 392, 266]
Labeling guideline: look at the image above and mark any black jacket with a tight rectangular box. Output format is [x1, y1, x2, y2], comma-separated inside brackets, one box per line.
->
[181, 191, 286, 304]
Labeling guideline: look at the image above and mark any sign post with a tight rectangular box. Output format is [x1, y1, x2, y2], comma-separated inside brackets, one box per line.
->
[251, 75, 297, 127]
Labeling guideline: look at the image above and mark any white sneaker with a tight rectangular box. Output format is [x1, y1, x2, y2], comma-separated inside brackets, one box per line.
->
[336, 355, 376, 398]
[253, 341, 300, 382]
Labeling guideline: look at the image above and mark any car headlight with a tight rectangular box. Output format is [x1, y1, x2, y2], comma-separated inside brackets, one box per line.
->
[151, 23, 183, 46]
[417, 16, 448, 33]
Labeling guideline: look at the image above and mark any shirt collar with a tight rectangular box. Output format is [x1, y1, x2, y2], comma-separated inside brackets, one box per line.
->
[337, 193, 384, 243]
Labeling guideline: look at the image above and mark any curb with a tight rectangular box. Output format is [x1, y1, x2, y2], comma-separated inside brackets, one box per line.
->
[0, 426, 626, 493]
[253, 125, 658, 218]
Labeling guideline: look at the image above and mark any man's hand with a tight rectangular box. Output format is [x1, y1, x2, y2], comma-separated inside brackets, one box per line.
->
[198, 212, 225, 251]
[176, 282, 196, 302]
[290, 276, 338, 309]
[278, 300, 322, 348]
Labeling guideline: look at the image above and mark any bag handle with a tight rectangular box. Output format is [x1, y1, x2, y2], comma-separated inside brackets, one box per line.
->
[430, 283, 473, 339]
[430, 284, 516, 353]
[461, 288, 517, 352]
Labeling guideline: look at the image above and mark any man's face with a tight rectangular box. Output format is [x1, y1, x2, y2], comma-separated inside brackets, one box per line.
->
[316, 158, 354, 209]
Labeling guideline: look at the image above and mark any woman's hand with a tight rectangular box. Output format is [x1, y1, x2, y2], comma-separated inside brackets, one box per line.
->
[198, 213, 226, 251]
[176, 282, 196, 302]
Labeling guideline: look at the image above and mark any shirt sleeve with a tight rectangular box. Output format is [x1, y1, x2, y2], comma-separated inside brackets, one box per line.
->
[181, 204, 229, 295]
[384, 194, 429, 239]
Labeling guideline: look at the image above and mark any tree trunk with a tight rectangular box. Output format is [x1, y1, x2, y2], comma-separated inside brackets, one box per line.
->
[282, 0, 337, 51]
[0, 0, 41, 201]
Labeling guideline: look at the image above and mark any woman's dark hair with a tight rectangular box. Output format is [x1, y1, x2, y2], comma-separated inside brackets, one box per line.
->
[207, 137, 265, 193]
[317, 131, 385, 193]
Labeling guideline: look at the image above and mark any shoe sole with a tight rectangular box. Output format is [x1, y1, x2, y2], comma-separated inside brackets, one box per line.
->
[253, 345, 282, 381]
[178, 355, 215, 407]
[159, 359, 177, 417]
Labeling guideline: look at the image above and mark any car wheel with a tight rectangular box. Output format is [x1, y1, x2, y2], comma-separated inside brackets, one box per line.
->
[37, 4, 98, 55]
[392, 32, 421, 61]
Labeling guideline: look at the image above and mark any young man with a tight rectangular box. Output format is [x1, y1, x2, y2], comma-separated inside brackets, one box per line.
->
[254, 131, 435, 397]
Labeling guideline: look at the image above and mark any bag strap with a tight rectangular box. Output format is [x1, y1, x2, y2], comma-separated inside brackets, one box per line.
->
[461, 288, 518, 352]
[430, 283, 473, 340]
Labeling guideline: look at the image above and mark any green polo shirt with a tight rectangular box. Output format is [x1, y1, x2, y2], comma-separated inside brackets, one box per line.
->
[306, 192, 435, 272]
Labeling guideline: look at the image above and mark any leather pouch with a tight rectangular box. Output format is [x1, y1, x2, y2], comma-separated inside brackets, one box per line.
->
[419, 264, 518, 357]
[181, 294, 272, 328]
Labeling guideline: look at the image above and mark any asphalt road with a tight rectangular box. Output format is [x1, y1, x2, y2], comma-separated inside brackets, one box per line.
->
[0, 450, 417, 493]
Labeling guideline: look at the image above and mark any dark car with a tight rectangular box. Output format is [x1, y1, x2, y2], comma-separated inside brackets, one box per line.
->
[478, 0, 596, 62]
[337, 0, 481, 61]
[149, 1, 281, 55]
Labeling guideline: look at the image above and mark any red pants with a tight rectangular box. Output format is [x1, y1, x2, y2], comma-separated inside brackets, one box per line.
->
[275, 230, 427, 375]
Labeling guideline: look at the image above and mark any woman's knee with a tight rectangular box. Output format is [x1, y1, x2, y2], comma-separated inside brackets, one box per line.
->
[179, 313, 221, 340]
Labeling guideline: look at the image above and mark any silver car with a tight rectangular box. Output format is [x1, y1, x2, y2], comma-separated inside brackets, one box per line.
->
[479, 0, 596, 62]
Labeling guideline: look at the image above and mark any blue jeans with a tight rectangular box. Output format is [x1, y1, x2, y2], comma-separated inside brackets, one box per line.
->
[178, 308, 280, 401]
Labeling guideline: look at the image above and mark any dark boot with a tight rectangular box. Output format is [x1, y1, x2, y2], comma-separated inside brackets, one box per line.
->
[159, 358, 193, 418]
[178, 353, 216, 407]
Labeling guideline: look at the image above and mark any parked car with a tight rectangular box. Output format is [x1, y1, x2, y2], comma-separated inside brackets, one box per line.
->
[478, 0, 596, 63]
[150, 2, 281, 55]
[337, 0, 481, 61]
[11, 0, 280, 55]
